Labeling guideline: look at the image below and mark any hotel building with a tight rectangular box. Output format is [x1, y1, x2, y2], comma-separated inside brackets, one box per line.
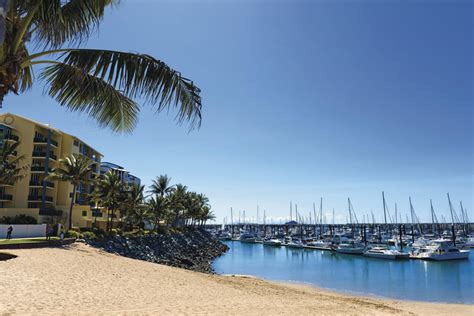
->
[100, 162, 141, 186]
[0, 113, 108, 228]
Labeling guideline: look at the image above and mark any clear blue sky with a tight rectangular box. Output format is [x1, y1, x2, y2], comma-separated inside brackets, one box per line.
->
[3, 0, 472, 224]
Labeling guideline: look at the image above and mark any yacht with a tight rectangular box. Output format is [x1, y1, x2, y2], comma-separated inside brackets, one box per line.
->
[306, 240, 332, 250]
[336, 242, 365, 255]
[262, 238, 282, 246]
[239, 232, 257, 243]
[217, 231, 232, 241]
[286, 238, 304, 249]
[363, 247, 409, 260]
[410, 239, 470, 261]
[465, 237, 474, 248]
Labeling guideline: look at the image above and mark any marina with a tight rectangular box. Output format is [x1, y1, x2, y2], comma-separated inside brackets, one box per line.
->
[213, 240, 474, 304]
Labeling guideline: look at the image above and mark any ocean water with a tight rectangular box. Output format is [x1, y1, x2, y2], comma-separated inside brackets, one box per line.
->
[213, 241, 474, 304]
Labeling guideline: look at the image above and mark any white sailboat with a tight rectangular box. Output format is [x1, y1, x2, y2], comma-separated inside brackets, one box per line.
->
[336, 242, 365, 255]
[410, 239, 470, 261]
[263, 238, 282, 246]
[363, 247, 409, 260]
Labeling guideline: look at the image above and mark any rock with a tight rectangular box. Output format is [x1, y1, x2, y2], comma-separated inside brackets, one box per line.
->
[87, 229, 229, 274]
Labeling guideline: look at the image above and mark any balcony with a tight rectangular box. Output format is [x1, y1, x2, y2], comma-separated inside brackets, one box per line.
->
[28, 195, 53, 203]
[39, 208, 63, 216]
[33, 137, 58, 147]
[32, 151, 58, 161]
[29, 180, 55, 189]
[4, 134, 19, 142]
[31, 166, 52, 173]
[0, 194, 13, 201]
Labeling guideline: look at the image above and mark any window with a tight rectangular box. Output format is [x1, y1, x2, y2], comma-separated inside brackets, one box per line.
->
[82, 211, 87, 217]
[73, 140, 79, 146]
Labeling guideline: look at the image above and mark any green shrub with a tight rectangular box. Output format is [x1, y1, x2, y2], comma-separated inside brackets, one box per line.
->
[65, 230, 83, 239]
[0, 214, 37, 224]
[82, 231, 97, 240]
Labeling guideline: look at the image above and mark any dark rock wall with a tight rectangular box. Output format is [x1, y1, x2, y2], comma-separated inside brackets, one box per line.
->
[88, 230, 229, 273]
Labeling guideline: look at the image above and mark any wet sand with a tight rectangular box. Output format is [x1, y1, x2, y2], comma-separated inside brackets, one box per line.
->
[0, 243, 472, 315]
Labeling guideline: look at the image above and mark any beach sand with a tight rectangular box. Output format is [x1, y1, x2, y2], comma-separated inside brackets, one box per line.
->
[0, 243, 472, 315]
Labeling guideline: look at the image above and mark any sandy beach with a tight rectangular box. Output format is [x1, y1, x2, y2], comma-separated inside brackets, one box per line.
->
[0, 243, 472, 316]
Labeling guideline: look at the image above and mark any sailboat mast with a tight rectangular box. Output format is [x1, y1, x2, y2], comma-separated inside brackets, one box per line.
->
[290, 201, 293, 222]
[348, 198, 353, 225]
[447, 193, 455, 225]
[313, 202, 317, 226]
[382, 191, 387, 225]
[430, 199, 435, 233]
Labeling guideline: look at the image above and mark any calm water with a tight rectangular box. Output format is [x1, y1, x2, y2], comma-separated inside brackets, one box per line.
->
[213, 241, 474, 304]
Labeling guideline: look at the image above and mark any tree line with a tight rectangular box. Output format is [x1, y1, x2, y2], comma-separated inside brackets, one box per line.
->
[46, 154, 215, 231]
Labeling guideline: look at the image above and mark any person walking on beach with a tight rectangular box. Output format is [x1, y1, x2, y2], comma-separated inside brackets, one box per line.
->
[6, 226, 13, 240]
[46, 226, 54, 241]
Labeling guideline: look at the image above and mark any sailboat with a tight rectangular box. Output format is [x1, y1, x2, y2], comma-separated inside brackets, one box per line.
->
[410, 239, 470, 260]
[364, 247, 409, 260]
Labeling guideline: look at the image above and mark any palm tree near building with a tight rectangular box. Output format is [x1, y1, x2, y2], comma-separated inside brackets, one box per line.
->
[147, 195, 169, 230]
[149, 175, 174, 197]
[92, 171, 124, 232]
[169, 184, 188, 227]
[46, 154, 95, 230]
[0, 1, 202, 133]
[123, 183, 145, 229]
[0, 141, 28, 185]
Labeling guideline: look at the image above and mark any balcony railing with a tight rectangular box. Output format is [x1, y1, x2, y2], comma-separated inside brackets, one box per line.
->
[39, 208, 63, 216]
[4, 134, 19, 141]
[33, 137, 58, 147]
[0, 194, 13, 201]
[28, 195, 53, 202]
[31, 166, 52, 173]
[29, 180, 55, 188]
[32, 151, 58, 160]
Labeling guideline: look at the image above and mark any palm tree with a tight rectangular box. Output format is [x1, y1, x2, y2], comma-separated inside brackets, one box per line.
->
[0, 141, 28, 185]
[93, 171, 124, 231]
[0, 1, 202, 133]
[169, 183, 187, 227]
[123, 183, 145, 229]
[147, 195, 169, 230]
[149, 174, 174, 197]
[46, 154, 94, 230]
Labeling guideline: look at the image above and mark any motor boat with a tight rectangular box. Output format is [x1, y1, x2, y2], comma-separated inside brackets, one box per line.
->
[336, 242, 365, 255]
[262, 238, 282, 246]
[363, 247, 409, 260]
[410, 239, 470, 261]
[465, 237, 474, 248]
[286, 238, 304, 249]
[306, 239, 332, 250]
[239, 232, 257, 243]
[217, 231, 232, 241]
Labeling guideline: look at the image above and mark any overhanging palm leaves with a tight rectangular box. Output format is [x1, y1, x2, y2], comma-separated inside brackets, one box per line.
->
[0, 141, 29, 185]
[0, 1, 202, 132]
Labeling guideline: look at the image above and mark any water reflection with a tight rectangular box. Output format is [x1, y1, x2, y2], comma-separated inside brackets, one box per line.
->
[213, 241, 473, 304]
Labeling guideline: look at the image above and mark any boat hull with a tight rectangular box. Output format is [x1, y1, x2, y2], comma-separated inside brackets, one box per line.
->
[240, 238, 257, 243]
[336, 248, 365, 255]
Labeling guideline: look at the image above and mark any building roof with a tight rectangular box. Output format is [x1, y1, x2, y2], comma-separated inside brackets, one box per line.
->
[1, 112, 64, 135]
[1, 112, 103, 156]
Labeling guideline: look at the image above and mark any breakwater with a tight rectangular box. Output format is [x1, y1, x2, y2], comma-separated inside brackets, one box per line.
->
[87, 229, 228, 273]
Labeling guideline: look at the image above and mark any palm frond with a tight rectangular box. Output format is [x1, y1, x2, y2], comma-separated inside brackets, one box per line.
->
[60, 49, 202, 130]
[40, 62, 139, 133]
[33, 0, 116, 48]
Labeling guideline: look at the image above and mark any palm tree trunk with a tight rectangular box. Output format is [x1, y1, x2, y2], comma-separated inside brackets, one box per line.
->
[68, 184, 76, 230]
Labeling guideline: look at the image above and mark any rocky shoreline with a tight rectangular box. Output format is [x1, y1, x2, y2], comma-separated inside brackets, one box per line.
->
[86, 229, 228, 273]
